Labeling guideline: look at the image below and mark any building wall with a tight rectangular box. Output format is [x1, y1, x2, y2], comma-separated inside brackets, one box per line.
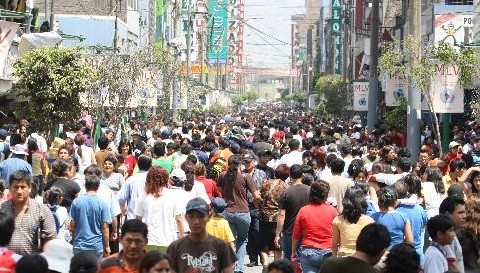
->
[34, 0, 128, 22]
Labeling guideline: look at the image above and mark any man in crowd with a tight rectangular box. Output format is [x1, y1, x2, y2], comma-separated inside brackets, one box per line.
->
[0, 144, 32, 189]
[1, 170, 56, 255]
[439, 196, 466, 273]
[167, 197, 237, 273]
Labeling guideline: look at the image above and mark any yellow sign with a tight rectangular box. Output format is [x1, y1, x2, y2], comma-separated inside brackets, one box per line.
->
[181, 64, 210, 74]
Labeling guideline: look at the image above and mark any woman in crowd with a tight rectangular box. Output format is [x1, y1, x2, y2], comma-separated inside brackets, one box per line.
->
[139, 251, 172, 273]
[457, 193, 480, 273]
[27, 138, 47, 181]
[331, 185, 374, 257]
[134, 166, 184, 253]
[291, 180, 338, 273]
[117, 139, 137, 178]
[379, 145, 397, 173]
[44, 159, 81, 210]
[58, 144, 76, 161]
[101, 154, 125, 195]
[419, 165, 447, 218]
[259, 164, 290, 263]
[371, 187, 413, 250]
[74, 134, 96, 174]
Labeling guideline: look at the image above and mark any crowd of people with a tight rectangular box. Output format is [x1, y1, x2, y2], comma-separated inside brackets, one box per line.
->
[0, 105, 479, 273]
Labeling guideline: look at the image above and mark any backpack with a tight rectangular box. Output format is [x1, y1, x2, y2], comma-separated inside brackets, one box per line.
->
[0, 249, 15, 273]
[210, 150, 227, 181]
[50, 205, 61, 233]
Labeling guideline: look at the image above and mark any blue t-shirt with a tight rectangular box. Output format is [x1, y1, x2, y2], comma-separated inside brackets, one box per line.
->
[372, 210, 409, 250]
[69, 194, 111, 251]
[397, 204, 428, 264]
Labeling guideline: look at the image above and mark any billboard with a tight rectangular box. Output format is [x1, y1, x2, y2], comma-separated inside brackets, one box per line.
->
[208, 0, 229, 63]
[353, 81, 369, 111]
[331, 0, 343, 75]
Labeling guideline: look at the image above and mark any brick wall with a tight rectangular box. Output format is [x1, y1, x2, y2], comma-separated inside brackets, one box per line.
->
[34, 0, 127, 22]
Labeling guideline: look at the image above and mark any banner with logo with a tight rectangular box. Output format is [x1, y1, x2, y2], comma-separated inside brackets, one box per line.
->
[353, 81, 369, 111]
[331, 0, 343, 75]
[429, 63, 463, 113]
[0, 21, 19, 76]
[208, 0, 228, 63]
[384, 72, 407, 106]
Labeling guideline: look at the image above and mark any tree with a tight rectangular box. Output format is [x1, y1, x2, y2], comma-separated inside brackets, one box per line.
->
[314, 74, 350, 118]
[379, 37, 479, 155]
[13, 46, 97, 138]
[381, 98, 407, 128]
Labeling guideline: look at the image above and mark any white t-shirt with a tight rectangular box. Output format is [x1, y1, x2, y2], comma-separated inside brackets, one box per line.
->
[279, 150, 304, 167]
[422, 181, 447, 218]
[134, 188, 183, 246]
[76, 145, 95, 173]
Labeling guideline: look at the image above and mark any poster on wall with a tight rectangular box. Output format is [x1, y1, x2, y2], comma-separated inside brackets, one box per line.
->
[353, 81, 369, 111]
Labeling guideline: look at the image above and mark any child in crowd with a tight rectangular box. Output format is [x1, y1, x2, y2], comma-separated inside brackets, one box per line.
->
[44, 187, 70, 241]
[205, 197, 235, 253]
[424, 214, 456, 273]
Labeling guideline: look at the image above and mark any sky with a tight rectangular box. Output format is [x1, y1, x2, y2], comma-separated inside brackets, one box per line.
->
[244, 0, 305, 68]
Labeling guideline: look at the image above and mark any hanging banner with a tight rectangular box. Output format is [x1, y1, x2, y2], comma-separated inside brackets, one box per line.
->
[385, 72, 407, 106]
[353, 81, 369, 111]
[208, 0, 228, 63]
[0, 21, 18, 75]
[331, 0, 343, 75]
[429, 63, 463, 113]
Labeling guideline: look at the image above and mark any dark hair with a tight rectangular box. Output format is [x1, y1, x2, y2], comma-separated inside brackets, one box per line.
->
[384, 243, 421, 273]
[137, 155, 152, 171]
[356, 223, 391, 255]
[51, 160, 71, 177]
[342, 186, 367, 224]
[121, 219, 148, 239]
[396, 157, 412, 173]
[330, 157, 345, 174]
[104, 153, 118, 166]
[347, 159, 365, 177]
[378, 187, 398, 209]
[449, 159, 466, 173]
[85, 174, 101, 191]
[139, 251, 172, 272]
[180, 144, 193, 155]
[425, 166, 445, 194]
[45, 186, 64, 206]
[74, 134, 85, 158]
[26, 138, 39, 165]
[15, 254, 49, 273]
[118, 139, 132, 154]
[10, 170, 33, 187]
[427, 214, 454, 240]
[84, 165, 102, 177]
[289, 164, 303, 180]
[439, 196, 465, 214]
[302, 173, 315, 186]
[70, 251, 99, 273]
[401, 174, 422, 199]
[309, 180, 329, 204]
[97, 136, 109, 150]
[0, 211, 15, 246]
[153, 142, 167, 157]
[274, 164, 290, 180]
[267, 259, 295, 273]
[222, 154, 241, 183]
[288, 139, 300, 150]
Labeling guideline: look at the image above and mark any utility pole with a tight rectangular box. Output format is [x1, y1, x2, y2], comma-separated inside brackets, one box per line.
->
[186, 3, 192, 111]
[407, 0, 422, 161]
[366, 0, 379, 133]
[49, 0, 54, 30]
[113, 0, 120, 52]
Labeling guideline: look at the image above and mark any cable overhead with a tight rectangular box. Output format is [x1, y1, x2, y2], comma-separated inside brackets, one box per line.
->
[242, 20, 291, 45]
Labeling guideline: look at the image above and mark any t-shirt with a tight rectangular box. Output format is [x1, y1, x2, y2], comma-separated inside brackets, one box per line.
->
[278, 183, 310, 235]
[69, 194, 111, 251]
[319, 256, 378, 273]
[99, 251, 139, 273]
[134, 190, 182, 246]
[206, 216, 235, 243]
[167, 235, 237, 273]
[424, 245, 448, 273]
[371, 211, 408, 250]
[292, 203, 338, 249]
[219, 172, 257, 213]
[325, 175, 354, 213]
[152, 157, 173, 173]
[332, 214, 374, 256]
[396, 204, 428, 257]
[44, 177, 81, 208]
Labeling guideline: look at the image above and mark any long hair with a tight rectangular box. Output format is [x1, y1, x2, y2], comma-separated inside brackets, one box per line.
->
[222, 154, 241, 184]
[27, 138, 39, 165]
[145, 166, 169, 197]
[74, 134, 85, 158]
[464, 193, 480, 239]
[425, 166, 445, 194]
[384, 243, 420, 273]
[342, 186, 367, 224]
[378, 186, 398, 210]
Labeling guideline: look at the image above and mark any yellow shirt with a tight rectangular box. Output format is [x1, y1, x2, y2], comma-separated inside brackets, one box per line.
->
[206, 216, 235, 243]
[333, 214, 375, 257]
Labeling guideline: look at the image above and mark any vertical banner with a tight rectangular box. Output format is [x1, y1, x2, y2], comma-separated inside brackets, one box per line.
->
[0, 21, 19, 76]
[208, 0, 228, 63]
[331, 0, 343, 75]
[155, 0, 165, 46]
[353, 81, 369, 111]
[385, 73, 408, 106]
[429, 63, 463, 113]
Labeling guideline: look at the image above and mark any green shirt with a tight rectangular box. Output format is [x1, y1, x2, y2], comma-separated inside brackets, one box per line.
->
[152, 157, 173, 173]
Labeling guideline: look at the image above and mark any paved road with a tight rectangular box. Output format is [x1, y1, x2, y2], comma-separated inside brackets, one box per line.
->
[243, 255, 275, 273]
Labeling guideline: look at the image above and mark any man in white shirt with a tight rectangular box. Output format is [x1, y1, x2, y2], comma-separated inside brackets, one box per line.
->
[279, 139, 303, 167]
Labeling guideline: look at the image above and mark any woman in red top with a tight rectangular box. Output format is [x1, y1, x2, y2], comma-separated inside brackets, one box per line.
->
[194, 163, 221, 200]
[117, 139, 136, 178]
[291, 180, 338, 273]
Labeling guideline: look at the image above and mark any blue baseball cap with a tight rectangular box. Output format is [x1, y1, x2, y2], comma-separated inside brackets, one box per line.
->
[186, 197, 209, 215]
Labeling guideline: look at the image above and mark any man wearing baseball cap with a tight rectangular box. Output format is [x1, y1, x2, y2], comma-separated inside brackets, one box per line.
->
[167, 197, 236, 273]
[0, 144, 32, 189]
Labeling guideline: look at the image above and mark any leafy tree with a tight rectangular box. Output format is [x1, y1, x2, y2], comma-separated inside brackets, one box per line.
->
[379, 37, 479, 155]
[381, 98, 407, 128]
[13, 46, 97, 138]
[314, 74, 350, 118]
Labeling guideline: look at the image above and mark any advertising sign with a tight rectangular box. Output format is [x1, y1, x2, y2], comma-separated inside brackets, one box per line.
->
[353, 81, 369, 111]
[384, 72, 407, 106]
[208, 0, 228, 63]
[429, 63, 463, 113]
[331, 0, 343, 75]
[434, 13, 473, 48]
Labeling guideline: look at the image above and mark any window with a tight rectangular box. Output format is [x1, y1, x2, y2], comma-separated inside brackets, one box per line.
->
[127, 0, 138, 10]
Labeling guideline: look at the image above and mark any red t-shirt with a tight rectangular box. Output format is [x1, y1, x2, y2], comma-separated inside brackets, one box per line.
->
[292, 203, 338, 249]
[124, 155, 137, 177]
[196, 176, 222, 200]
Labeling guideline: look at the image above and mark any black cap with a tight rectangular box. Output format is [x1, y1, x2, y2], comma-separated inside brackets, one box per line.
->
[186, 197, 209, 215]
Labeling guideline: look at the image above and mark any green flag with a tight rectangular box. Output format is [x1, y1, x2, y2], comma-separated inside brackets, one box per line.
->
[93, 117, 102, 148]
[120, 116, 128, 141]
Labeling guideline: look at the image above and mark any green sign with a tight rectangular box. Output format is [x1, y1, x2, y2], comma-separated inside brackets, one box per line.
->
[155, 0, 165, 46]
[331, 0, 343, 75]
[208, 0, 228, 63]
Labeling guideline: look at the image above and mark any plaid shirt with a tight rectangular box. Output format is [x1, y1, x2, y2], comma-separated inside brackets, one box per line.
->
[1, 199, 57, 255]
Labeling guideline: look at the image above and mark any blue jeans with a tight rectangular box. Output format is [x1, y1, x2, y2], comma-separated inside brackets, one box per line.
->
[282, 234, 293, 260]
[224, 211, 251, 272]
[73, 249, 104, 262]
[298, 246, 331, 273]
